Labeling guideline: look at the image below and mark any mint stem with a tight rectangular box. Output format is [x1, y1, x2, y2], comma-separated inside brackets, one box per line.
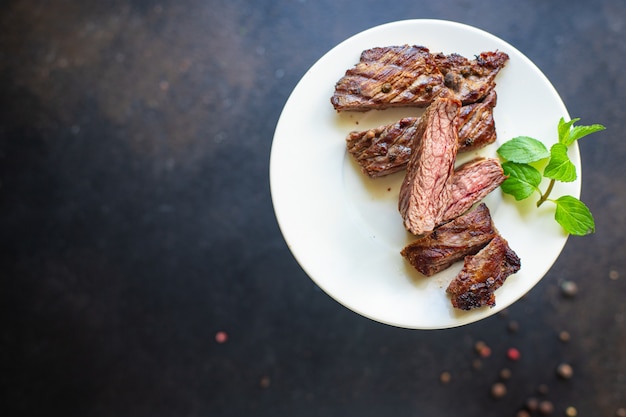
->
[537, 179, 556, 207]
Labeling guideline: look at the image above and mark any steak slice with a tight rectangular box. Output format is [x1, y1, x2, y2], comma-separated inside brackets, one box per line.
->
[446, 235, 521, 310]
[346, 116, 421, 178]
[456, 89, 498, 152]
[401, 203, 497, 276]
[433, 51, 509, 105]
[441, 157, 506, 223]
[398, 96, 460, 235]
[346, 91, 498, 178]
[331, 45, 446, 112]
[331, 46, 508, 112]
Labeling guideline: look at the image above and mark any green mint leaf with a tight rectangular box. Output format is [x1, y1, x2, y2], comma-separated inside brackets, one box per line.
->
[554, 195, 595, 235]
[557, 117, 579, 144]
[500, 161, 542, 200]
[562, 124, 606, 146]
[544, 143, 577, 182]
[558, 117, 606, 146]
[497, 136, 550, 163]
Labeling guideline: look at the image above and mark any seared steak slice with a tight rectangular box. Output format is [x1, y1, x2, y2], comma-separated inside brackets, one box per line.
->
[442, 157, 506, 223]
[433, 51, 509, 105]
[346, 91, 498, 178]
[446, 235, 521, 310]
[346, 116, 421, 177]
[456, 89, 498, 152]
[401, 203, 497, 276]
[331, 46, 508, 112]
[398, 97, 460, 235]
[331, 45, 448, 112]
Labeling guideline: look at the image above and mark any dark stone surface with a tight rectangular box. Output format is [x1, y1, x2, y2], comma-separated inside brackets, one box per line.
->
[1, 1, 624, 416]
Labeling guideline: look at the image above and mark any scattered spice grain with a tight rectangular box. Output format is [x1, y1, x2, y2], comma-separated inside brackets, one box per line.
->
[560, 280, 578, 297]
[475, 341, 491, 358]
[556, 363, 574, 379]
[526, 397, 539, 412]
[507, 347, 521, 361]
[215, 331, 228, 343]
[499, 368, 512, 380]
[491, 382, 507, 399]
[439, 371, 451, 384]
[539, 400, 554, 415]
[558, 330, 571, 343]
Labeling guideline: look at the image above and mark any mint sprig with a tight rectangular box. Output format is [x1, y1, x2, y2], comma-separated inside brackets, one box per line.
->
[496, 118, 605, 236]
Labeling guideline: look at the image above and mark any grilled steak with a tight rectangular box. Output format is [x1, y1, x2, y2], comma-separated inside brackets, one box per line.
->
[346, 116, 421, 177]
[331, 45, 508, 112]
[346, 91, 498, 178]
[398, 96, 460, 235]
[331, 45, 446, 112]
[433, 51, 509, 105]
[442, 157, 506, 223]
[456, 89, 498, 152]
[446, 235, 521, 310]
[400, 203, 497, 277]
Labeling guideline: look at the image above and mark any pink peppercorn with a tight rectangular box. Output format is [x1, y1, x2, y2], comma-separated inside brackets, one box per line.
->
[507, 347, 521, 361]
[215, 331, 228, 343]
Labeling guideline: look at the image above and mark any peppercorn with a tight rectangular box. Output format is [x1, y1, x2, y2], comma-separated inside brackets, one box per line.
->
[539, 400, 554, 415]
[525, 397, 539, 412]
[556, 363, 574, 379]
[560, 280, 578, 297]
[475, 340, 491, 358]
[499, 368, 512, 380]
[507, 347, 521, 361]
[491, 382, 507, 399]
[440, 371, 451, 384]
[507, 320, 520, 333]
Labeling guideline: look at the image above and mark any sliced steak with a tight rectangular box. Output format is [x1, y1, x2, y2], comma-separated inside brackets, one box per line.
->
[331, 45, 508, 112]
[398, 96, 460, 235]
[456, 89, 498, 152]
[446, 235, 521, 310]
[331, 45, 446, 112]
[442, 157, 506, 223]
[400, 203, 497, 276]
[346, 91, 498, 178]
[433, 51, 509, 105]
[346, 116, 421, 178]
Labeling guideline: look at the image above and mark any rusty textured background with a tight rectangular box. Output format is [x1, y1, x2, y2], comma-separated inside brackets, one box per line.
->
[1, 1, 624, 416]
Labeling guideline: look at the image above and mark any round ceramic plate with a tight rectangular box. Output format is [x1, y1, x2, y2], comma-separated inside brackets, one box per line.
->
[270, 19, 577, 329]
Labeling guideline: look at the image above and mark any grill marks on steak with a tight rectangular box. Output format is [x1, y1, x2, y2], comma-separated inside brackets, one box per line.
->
[346, 116, 421, 178]
[398, 97, 461, 235]
[331, 45, 446, 112]
[346, 90, 498, 178]
[401, 203, 497, 277]
[331, 45, 508, 112]
[446, 235, 521, 310]
[456, 89, 498, 152]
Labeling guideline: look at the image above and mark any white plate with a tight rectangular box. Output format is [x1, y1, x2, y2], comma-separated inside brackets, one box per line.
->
[270, 19, 577, 329]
